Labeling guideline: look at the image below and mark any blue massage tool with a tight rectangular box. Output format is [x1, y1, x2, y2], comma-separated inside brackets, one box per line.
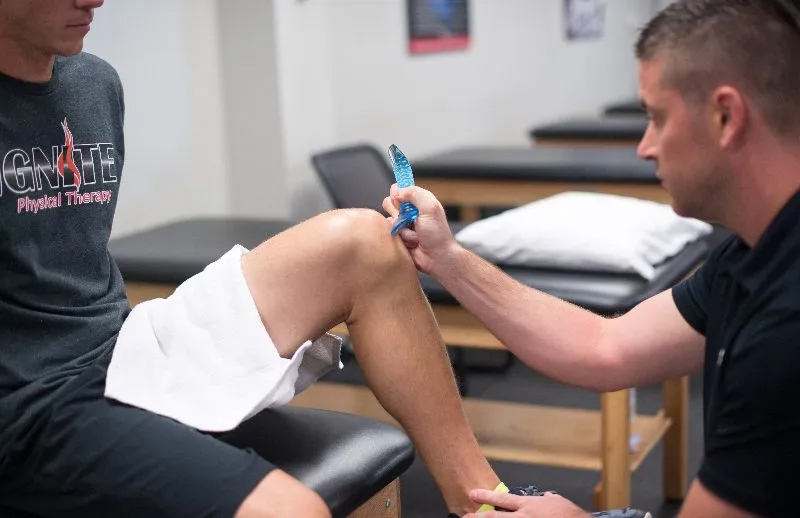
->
[388, 144, 420, 235]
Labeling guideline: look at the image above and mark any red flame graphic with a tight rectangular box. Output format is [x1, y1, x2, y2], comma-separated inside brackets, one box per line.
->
[57, 118, 81, 190]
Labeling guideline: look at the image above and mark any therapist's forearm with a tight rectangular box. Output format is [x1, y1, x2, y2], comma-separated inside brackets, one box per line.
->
[430, 245, 617, 392]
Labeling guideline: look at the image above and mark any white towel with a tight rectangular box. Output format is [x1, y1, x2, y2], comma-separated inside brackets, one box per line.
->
[105, 245, 343, 432]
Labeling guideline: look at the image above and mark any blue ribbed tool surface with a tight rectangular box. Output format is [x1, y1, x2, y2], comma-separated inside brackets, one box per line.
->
[388, 144, 419, 235]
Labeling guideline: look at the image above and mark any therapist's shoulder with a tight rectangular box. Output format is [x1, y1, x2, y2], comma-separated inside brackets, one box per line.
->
[690, 232, 742, 286]
[705, 232, 741, 267]
[678, 232, 741, 292]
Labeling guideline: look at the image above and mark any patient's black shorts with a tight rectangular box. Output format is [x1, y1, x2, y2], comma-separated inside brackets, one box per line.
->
[0, 348, 277, 518]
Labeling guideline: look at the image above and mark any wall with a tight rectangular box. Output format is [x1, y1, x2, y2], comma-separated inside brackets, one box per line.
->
[218, 0, 289, 219]
[84, 0, 229, 237]
[85, 0, 658, 232]
[273, 0, 338, 220]
[272, 0, 656, 221]
[330, 0, 649, 151]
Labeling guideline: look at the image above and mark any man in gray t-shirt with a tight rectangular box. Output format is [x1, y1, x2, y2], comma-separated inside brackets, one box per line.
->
[0, 51, 128, 414]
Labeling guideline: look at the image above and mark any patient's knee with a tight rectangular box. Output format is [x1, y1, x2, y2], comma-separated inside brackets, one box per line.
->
[321, 208, 390, 244]
[320, 208, 410, 273]
[235, 469, 331, 518]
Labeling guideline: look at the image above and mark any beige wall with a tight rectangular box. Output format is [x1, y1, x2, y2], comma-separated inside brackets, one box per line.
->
[85, 0, 658, 234]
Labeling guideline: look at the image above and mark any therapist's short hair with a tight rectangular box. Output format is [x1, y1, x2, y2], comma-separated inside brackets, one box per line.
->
[636, 0, 800, 136]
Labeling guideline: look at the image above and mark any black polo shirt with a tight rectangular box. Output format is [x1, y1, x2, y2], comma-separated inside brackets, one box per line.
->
[673, 188, 800, 517]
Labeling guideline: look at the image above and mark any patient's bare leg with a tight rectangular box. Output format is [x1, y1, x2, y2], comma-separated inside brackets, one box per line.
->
[236, 470, 331, 518]
[240, 209, 499, 515]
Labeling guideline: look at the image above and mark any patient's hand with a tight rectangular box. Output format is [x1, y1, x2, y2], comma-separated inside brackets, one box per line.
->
[383, 184, 458, 275]
[462, 489, 590, 518]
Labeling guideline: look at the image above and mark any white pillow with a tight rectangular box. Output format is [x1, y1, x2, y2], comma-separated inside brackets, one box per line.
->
[454, 192, 712, 280]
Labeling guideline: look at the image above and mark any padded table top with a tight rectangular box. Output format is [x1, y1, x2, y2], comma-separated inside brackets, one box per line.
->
[530, 116, 648, 141]
[603, 99, 646, 117]
[110, 218, 295, 284]
[412, 147, 658, 183]
[110, 217, 722, 316]
[223, 406, 414, 517]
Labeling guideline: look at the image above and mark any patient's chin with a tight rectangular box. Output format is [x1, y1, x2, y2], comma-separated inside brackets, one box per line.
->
[57, 41, 85, 57]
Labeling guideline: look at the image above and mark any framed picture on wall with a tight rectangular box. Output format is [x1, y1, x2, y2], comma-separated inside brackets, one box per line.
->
[407, 0, 470, 54]
[564, 0, 606, 41]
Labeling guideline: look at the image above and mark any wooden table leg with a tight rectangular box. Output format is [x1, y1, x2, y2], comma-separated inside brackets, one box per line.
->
[349, 478, 401, 517]
[662, 376, 689, 501]
[599, 389, 631, 509]
[593, 482, 603, 511]
[460, 205, 481, 223]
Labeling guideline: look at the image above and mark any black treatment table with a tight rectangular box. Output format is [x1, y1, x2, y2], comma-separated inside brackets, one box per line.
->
[603, 99, 646, 117]
[109, 217, 720, 511]
[412, 146, 665, 222]
[529, 116, 648, 147]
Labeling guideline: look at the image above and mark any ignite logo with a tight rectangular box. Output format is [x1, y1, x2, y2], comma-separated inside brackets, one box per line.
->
[57, 118, 81, 190]
[2, 117, 118, 214]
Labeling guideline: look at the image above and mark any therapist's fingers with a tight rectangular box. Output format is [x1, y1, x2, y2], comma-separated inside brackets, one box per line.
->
[469, 489, 526, 511]
[388, 183, 402, 209]
[382, 196, 399, 217]
[398, 227, 419, 248]
[394, 186, 445, 218]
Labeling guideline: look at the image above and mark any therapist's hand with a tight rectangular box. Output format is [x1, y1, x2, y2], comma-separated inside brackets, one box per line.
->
[383, 184, 459, 275]
[463, 489, 591, 518]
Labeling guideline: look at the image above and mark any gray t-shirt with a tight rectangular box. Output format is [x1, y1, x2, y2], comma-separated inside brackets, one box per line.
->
[0, 53, 129, 409]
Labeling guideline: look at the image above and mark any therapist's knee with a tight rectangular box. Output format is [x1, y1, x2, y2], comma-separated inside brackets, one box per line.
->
[235, 469, 331, 518]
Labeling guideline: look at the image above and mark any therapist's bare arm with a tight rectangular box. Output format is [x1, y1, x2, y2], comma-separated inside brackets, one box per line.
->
[385, 186, 705, 393]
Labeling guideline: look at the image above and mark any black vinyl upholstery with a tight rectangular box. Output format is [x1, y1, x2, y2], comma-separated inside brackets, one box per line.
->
[110, 218, 295, 284]
[412, 146, 657, 183]
[603, 99, 646, 117]
[222, 406, 414, 517]
[530, 116, 648, 142]
[311, 143, 473, 221]
[311, 143, 395, 214]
